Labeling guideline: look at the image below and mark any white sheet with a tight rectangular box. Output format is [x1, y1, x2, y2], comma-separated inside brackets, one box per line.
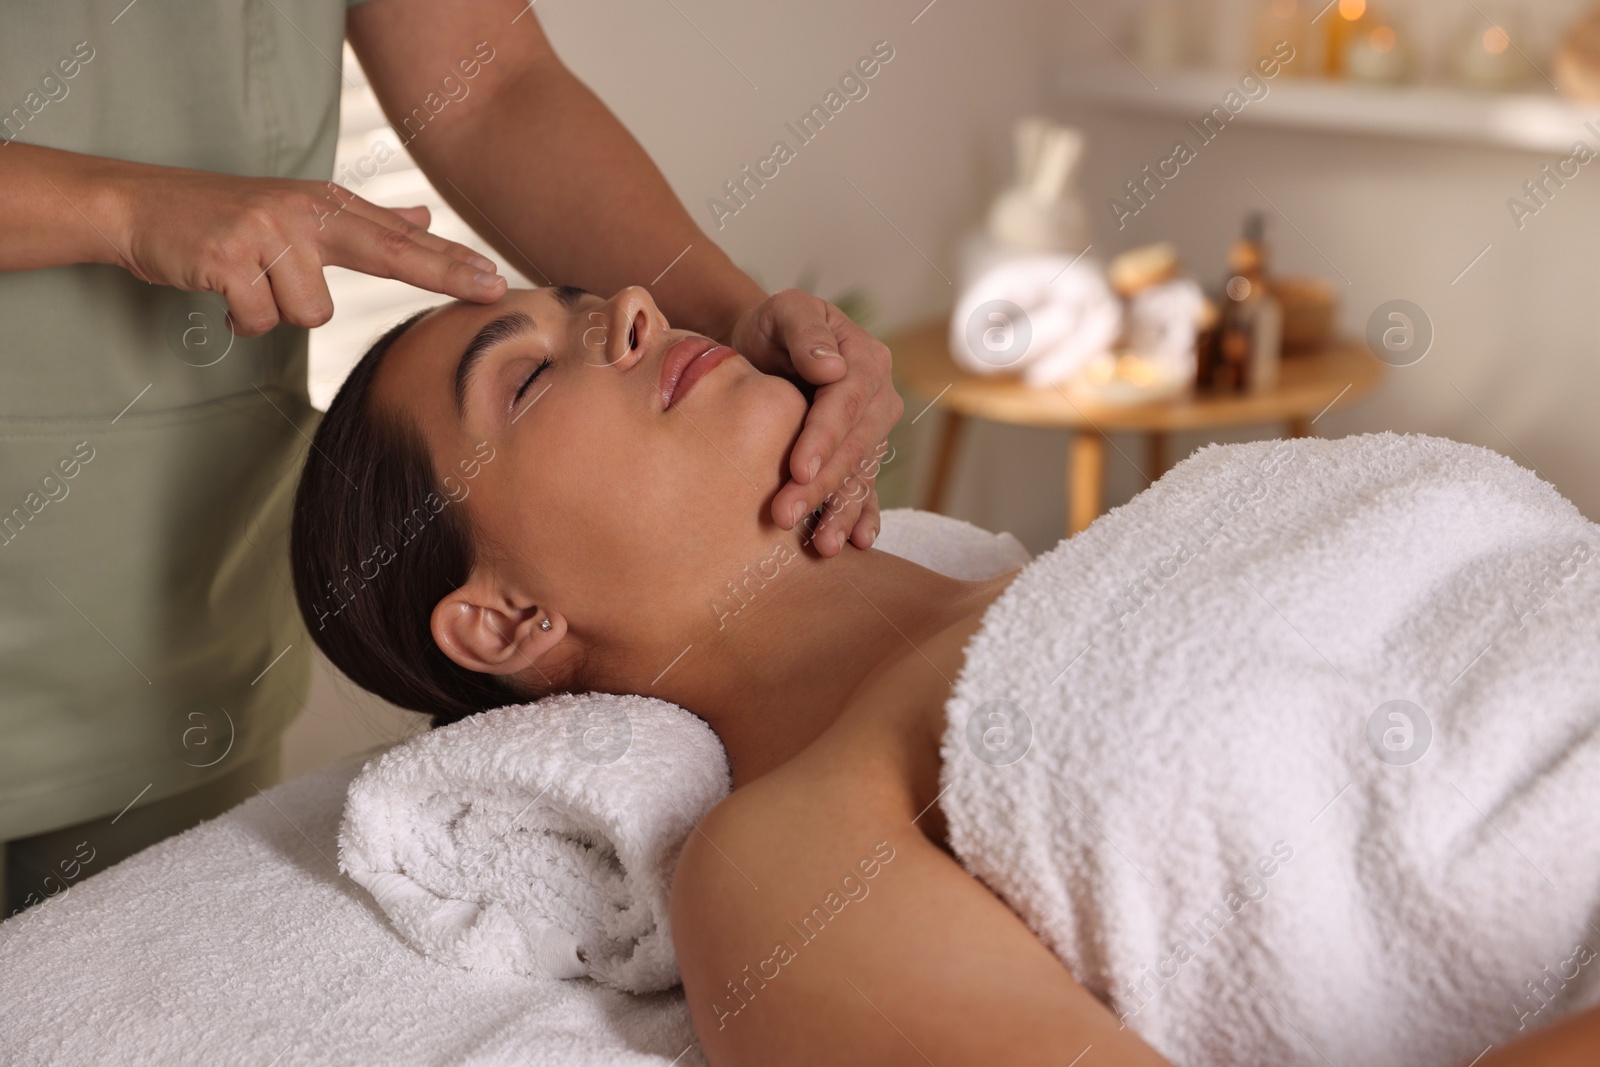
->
[0, 749, 703, 1067]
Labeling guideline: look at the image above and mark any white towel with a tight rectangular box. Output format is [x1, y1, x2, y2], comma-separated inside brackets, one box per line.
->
[940, 432, 1600, 1067]
[340, 694, 730, 994]
[340, 508, 1032, 993]
[949, 240, 1122, 387]
[871, 506, 1031, 581]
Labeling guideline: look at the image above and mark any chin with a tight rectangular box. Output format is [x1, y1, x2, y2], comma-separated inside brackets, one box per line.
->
[731, 369, 810, 487]
[665, 358, 809, 527]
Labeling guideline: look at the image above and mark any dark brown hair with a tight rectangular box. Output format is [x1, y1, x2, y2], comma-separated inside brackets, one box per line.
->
[289, 307, 576, 728]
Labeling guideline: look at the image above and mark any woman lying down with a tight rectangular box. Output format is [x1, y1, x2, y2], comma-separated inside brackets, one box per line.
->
[291, 284, 1600, 1067]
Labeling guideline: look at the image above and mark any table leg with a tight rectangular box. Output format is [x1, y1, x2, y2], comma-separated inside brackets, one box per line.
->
[1146, 430, 1168, 486]
[924, 410, 966, 514]
[1289, 416, 1311, 439]
[1068, 430, 1106, 536]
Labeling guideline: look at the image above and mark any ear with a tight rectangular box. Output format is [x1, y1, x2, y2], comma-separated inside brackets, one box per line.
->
[430, 579, 566, 678]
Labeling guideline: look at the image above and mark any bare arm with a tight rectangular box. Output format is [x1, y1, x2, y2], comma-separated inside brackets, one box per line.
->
[345, 0, 761, 348]
[0, 142, 128, 272]
[0, 141, 504, 334]
[1473, 1005, 1600, 1066]
[669, 769, 1173, 1067]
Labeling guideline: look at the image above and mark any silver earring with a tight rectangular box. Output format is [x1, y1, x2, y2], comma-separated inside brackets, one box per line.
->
[539, 617, 553, 632]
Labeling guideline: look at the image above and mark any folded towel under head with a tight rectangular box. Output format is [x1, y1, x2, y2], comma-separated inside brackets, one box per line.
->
[340, 693, 728, 993]
[339, 508, 1032, 993]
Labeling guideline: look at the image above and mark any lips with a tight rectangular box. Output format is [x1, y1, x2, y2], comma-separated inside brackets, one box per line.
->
[658, 335, 735, 410]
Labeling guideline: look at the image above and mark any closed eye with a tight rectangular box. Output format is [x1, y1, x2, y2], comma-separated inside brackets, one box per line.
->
[512, 356, 553, 409]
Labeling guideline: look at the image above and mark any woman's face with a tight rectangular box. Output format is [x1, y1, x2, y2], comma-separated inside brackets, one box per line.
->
[368, 284, 808, 684]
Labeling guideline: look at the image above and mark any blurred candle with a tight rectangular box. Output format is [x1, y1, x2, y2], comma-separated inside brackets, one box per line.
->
[1324, 0, 1373, 77]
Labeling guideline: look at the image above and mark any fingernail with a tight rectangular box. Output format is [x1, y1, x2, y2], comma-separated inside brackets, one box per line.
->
[790, 501, 805, 528]
[806, 456, 820, 481]
[475, 271, 501, 289]
[811, 345, 841, 361]
[469, 254, 495, 271]
[865, 526, 877, 548]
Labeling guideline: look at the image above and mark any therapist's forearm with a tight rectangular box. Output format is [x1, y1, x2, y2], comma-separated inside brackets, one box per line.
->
[410, 57, 768, 348]
[0, 142, 133, 272]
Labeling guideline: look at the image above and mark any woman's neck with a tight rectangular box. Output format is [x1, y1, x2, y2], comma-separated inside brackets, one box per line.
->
[648, 539, 1000, 788]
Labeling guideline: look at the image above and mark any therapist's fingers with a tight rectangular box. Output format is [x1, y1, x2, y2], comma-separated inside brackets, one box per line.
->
[791, 433, 886, 557]
[323, 212, 507, 303]
[332, 191, 500, 274]
[784, 319, 898, 487]
[390, 204, 431, 228]
[761, 290, 850, 394]
[216, 263, 283, 338]
[847, 486, 882, 551]
[262, 242, 336, 329]
[770, 342, 902, 542]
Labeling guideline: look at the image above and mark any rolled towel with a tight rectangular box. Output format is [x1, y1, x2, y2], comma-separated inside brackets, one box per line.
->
[339, 693, 731, 994]
[340, 508, 1033, 994]
[949, 241, 1122, 387]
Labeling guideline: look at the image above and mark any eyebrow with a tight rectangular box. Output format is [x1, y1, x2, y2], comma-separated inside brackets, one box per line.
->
[453, 285, 590, 418]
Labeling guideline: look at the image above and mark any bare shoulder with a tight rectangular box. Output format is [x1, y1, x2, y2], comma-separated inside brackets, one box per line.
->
[669, 740, 1170, 1067]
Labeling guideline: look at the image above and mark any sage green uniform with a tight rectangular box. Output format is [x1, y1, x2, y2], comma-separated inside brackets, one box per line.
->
[0, 0, 375, 911]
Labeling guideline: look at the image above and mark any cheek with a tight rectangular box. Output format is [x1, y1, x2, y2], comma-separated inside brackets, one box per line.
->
[661, 371, 808, 529]
[499, 403, 680, 598]
[570, 371, 806, 527]
[497, 373, 810, 615]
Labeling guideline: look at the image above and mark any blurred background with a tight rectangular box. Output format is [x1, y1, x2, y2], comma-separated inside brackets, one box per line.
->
[287, 0, 1600, 776]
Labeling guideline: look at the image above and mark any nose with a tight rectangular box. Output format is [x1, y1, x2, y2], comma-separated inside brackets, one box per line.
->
[589, 285, 665, 371]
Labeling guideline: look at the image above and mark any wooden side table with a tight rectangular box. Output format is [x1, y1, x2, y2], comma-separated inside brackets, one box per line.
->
[887, 319, 1385, 536]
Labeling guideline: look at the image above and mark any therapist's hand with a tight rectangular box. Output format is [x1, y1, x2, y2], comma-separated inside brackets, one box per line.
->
[728, 290, 904, 558]
[109, 166, 506, 336]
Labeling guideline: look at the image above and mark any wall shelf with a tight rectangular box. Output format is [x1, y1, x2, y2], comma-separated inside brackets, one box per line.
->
[1054, 60, 1600, 155]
